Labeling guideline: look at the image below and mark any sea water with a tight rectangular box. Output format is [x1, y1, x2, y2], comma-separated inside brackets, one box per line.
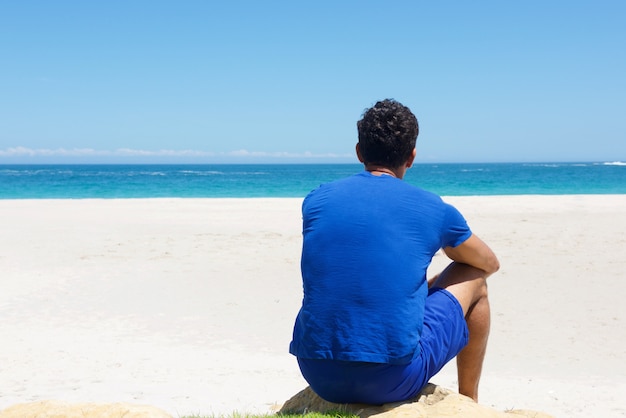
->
[0, 162, 625, 199]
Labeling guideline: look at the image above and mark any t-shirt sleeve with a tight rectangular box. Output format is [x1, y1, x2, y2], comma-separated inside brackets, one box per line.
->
[440, 203, 472, 248]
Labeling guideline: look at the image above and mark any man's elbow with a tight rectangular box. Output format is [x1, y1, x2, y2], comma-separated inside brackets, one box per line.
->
[485, 254, 500, 275]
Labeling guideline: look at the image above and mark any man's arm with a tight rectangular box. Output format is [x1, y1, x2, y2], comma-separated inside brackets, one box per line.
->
[443, 233, 500, 276]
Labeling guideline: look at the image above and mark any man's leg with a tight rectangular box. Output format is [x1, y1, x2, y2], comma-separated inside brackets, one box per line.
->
[431, 262, 491, 402]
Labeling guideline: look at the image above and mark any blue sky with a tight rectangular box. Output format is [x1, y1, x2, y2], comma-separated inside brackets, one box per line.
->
[1, 1, 624, 164]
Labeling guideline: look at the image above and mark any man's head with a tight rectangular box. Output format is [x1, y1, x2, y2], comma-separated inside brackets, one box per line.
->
[356, 99, 419, 169]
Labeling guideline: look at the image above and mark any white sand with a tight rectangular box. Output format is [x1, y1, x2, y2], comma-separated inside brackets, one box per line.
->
[0, 196, 625, 417]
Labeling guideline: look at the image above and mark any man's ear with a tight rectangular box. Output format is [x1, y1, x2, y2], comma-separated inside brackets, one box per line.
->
[406, 148, 417, 168]
[356, 143, 365, 163]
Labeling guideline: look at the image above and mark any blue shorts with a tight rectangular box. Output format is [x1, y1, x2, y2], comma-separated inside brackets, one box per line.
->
[297, 287, 469, 404]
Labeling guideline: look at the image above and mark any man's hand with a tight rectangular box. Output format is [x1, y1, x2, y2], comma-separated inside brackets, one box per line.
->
[427, 273, 439, 288]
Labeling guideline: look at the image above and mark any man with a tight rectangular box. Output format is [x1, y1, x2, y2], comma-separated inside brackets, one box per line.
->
[289, 99, 499, 405]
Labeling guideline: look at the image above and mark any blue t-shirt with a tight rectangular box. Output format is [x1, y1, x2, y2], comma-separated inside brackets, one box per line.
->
[289, 171, 472, 364]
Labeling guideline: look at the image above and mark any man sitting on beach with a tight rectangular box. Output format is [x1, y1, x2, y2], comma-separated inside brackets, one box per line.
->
[289, 99, 500, 404]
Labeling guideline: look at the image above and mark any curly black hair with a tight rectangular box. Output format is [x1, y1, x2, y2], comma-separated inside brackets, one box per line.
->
[357, 99, 419, 168]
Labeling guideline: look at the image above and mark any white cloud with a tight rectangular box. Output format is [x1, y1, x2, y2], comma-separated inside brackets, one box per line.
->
[0, 147, 107, 157]
[0, 147, 214, 157]
[0, 147, 352, 160]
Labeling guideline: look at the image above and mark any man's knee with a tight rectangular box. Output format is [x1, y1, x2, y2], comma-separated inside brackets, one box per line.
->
[475, 277, 489, 300]
[435, 263, 489, 316]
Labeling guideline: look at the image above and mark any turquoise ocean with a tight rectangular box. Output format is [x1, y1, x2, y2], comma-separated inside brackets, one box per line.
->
[0, 162, 625, 199]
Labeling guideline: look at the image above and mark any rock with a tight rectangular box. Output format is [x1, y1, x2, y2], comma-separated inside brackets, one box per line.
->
[0, 400, 172, 418]
[278, 384, 554, 418]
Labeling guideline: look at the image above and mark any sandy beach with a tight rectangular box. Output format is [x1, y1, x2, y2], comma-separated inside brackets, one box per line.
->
[1, 196, 625, 417]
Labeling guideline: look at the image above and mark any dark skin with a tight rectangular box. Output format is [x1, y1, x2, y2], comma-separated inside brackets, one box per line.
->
[357, 143, 500, 402]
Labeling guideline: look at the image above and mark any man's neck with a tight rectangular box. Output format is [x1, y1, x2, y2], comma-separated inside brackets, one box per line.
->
[364, 164, 405, 179]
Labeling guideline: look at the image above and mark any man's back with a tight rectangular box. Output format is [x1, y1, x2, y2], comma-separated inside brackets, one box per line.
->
[290, 171, 472, 364]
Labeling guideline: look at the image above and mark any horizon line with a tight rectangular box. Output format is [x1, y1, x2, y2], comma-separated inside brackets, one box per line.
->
[0, 147, 623, 165]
